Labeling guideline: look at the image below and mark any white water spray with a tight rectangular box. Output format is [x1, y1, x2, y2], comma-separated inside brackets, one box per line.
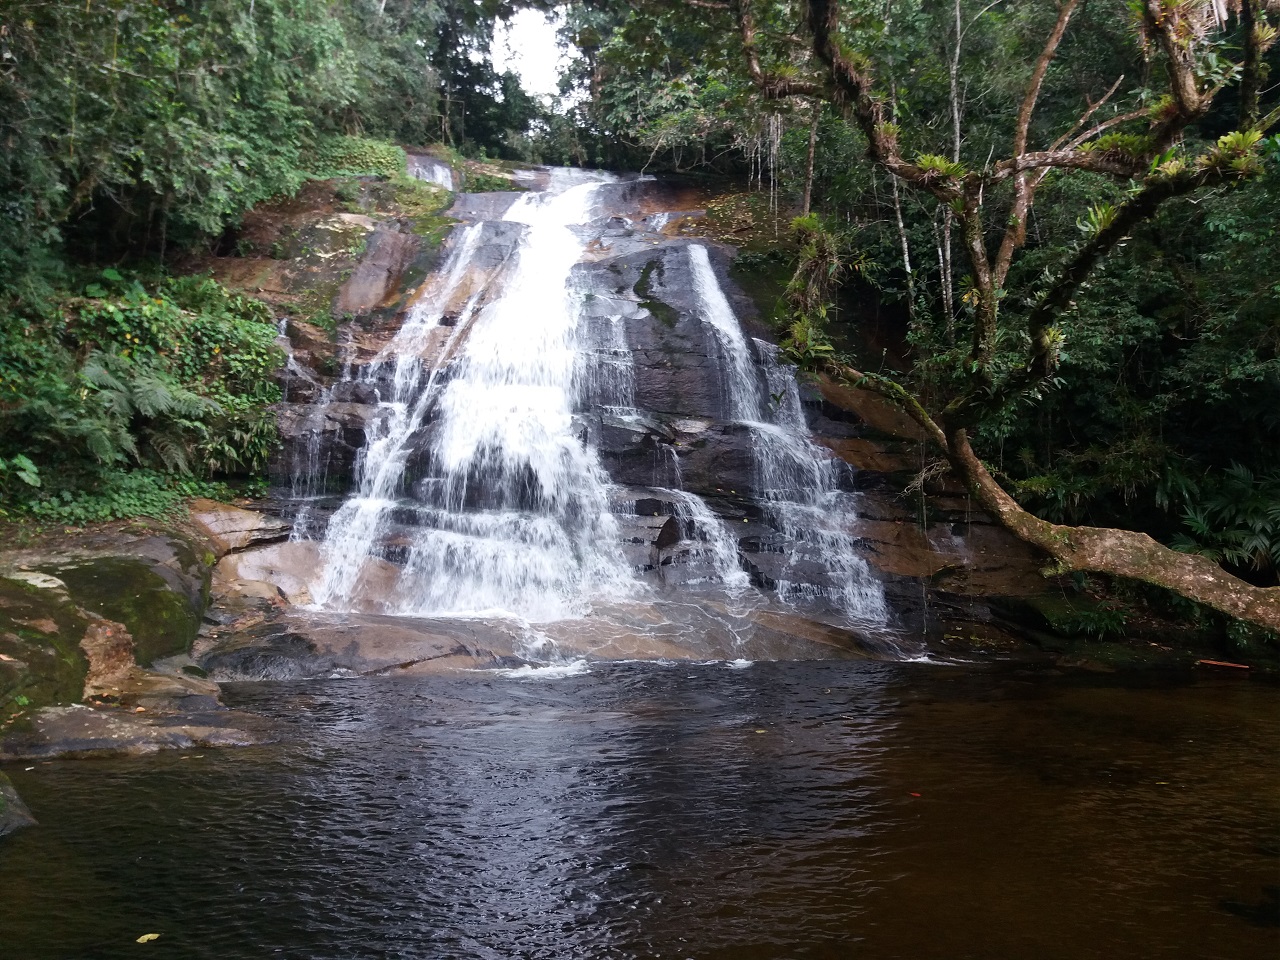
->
[313, 173, 639, 621]
[688, 244, 887, 624]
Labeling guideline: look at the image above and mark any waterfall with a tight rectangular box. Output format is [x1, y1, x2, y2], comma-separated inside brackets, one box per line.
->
[312, 173, 638, 621]
[661, 487, 752, 592]
[687, 244, 888, 625]
[410, 155, 455, 191]
[309, 223, 488, 609]
[289, 169, 892, 651]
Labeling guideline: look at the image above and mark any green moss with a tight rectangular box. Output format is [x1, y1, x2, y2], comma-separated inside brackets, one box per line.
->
[0, 577, 90, 718]
[635, 259, 679, 328]
[294, 282, 343, 334]
[730, 250, 793, 329]
[46, 559, 201, 666]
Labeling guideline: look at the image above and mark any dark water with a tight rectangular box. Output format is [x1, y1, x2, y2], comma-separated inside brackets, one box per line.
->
[2, 661, 1278, 960]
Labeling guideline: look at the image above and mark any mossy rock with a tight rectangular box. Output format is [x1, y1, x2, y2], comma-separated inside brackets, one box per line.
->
[635, 258, 679, 328]
[0, 575, 91, 718]
[46, 558, 202, 666]
[730, 251, 793, 329]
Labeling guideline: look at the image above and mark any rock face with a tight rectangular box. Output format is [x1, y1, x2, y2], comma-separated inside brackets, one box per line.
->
[189, 499, 291, 556]
[246, 170, 1055, 659]
[0, 520, 271, 760]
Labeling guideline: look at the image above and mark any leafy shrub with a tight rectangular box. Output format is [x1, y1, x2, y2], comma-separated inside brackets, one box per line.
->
[307, 136, 407, 179]
[1, 270, 283, 520]
[1171, 464, 1280, 583]
[463, 170, 518, 193]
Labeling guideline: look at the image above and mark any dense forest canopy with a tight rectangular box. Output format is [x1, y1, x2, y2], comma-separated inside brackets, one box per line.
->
[0, 0, 1277, 632]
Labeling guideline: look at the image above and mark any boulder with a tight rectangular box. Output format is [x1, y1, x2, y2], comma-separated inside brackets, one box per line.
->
[0, 772, 36, 837]
[212, 541, 323, 606]
[188, 499, 291, 557]
[0, 703, 262, 761]
[198, 612, 519, 680]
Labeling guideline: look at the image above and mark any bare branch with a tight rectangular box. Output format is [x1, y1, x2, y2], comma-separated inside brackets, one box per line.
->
[1048, 75, 1126, 151]
[1012, 0, 1080, 159]
[994, 0, 1082, 287]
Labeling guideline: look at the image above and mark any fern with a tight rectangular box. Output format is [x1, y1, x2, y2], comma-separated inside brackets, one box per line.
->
[1173, 464, 1280, 578]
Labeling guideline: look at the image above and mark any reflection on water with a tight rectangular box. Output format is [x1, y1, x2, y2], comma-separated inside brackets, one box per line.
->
[1, 663, 1277, 960]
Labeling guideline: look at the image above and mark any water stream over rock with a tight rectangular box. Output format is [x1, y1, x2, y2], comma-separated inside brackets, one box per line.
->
[278, 168, 907, 662]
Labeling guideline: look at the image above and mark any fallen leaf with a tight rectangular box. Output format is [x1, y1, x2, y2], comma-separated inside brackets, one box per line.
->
[754, 729, 766, 734]
[136, 934, 160, 943]
[909, 792, 922, 797]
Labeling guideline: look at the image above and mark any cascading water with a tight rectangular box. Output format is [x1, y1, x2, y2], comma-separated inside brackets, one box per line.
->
[309, 222, 489, 609]
[286, 167, 894, 660]
[687, 244, 888, 625]
[313, 172, 638, 621]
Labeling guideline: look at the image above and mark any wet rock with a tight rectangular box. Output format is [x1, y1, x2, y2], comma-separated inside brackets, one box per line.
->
[188, 499, 291, 557]
[335, 226, 419, 316]
[406, 152, 457, 191]
[213, 541, 323, 606]
[816, 437, 921, 475]
[0, 772, 36, 837]
[274, 400, 377, 487]
[589, 414, 682, 488]
[668, 422, 760, 499]
[448, 191, 523, 222]
[746, 609, 903, 660]
[198, 612, 516, 680]
[576, 241, 763, 422]
[616, 515, 682, 570]
[0, 703, 263, 761]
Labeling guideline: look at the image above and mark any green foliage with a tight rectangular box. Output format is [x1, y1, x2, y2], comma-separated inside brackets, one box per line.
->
[464, 169, 521, 193]
[0, 0, 539, 286]
[1076, 202, 1118, 238]
[779, 215, 873, 366]
[1171, 465, 1280, 580]
[25, 471, 235, 525]
[0, 455, 41, 510]
[1, 271, 283, 520]
[307, 137, 408, 180]
[1055, 600, 1129, 640]
[914, 154, 966, 179]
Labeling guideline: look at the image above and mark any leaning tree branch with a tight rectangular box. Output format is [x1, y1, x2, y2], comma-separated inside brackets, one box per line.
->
[941, 427, 1280, 633]
[818, 360, 1280, 632]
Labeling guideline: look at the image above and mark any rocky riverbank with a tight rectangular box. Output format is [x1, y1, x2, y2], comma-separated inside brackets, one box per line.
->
[5, 160, 1265, 832]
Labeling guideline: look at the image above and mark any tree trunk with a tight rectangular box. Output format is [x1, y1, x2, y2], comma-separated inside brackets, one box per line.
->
[802, 110, 819, 215]
[821, 366, 1280, 633]
[943, 426, 1280, 633]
